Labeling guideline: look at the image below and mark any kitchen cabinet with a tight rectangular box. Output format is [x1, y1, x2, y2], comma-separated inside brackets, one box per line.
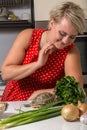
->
[0, 0, 35, 28]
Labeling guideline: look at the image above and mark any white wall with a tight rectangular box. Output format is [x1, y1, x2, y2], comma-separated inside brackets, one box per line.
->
[34, 0, 87, 20]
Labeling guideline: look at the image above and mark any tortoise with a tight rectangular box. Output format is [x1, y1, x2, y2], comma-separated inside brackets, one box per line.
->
[24, 92, 57, 108]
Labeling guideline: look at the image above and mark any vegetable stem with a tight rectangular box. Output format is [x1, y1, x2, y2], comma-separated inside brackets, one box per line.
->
[0, 101, 63, 129]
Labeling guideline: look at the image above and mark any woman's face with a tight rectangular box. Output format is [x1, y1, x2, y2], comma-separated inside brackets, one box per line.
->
[49, 17, 78, 49]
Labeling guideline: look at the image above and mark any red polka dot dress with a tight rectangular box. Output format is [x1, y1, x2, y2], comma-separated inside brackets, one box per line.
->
[1, 29, 74, 101]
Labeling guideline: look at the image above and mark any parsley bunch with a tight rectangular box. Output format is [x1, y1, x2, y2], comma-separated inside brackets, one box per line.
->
[55, 76, 86, 105]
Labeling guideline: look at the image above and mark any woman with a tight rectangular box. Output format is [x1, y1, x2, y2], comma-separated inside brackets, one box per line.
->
[1, 2, 85, 101]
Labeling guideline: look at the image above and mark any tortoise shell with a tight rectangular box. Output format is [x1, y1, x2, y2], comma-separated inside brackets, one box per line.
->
[25, 92, 57, 108]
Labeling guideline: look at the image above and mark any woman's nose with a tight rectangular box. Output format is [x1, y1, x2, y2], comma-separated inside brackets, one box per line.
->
[62, 36, 70, 45]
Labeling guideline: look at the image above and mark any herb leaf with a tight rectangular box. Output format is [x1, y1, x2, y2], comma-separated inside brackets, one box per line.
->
[55, 76, 86, 105]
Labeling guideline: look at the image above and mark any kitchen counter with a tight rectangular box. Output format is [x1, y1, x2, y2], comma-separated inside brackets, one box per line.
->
[0, 85, 5, 97]
[0, 101, 87, 130]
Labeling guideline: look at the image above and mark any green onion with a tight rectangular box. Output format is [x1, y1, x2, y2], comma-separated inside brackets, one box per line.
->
[0, 101, 63, 129]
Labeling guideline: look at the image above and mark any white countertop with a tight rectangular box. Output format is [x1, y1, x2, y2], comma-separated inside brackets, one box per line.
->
[0, 101, 87, 130]
[0, 85, 6, 97]
[0, 85, 5, 90]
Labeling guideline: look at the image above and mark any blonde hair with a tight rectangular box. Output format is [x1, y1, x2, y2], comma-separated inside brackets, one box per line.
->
[49, 2, 85, 34]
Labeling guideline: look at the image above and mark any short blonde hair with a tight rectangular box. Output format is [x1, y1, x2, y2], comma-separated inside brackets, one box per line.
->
[49, 2, 85, 34]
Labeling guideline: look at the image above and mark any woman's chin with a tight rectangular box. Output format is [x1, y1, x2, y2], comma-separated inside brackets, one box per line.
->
[55, 45, 65, 50]
[53, 43, 64, 50]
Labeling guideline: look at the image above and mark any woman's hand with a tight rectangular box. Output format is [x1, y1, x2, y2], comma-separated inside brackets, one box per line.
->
[37, 41, 54, 67]
[28, 88, 54, 100]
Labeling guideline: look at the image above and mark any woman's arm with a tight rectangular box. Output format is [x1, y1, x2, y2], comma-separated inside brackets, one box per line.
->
[1, 29, 41, 81]
[64, 46, 83, 87]
[1, 29, 54, 81]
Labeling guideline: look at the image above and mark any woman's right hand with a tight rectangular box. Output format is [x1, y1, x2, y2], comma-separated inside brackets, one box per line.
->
[37, 41, 54, 67]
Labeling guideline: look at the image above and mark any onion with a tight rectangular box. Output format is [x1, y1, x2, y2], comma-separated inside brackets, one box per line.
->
[80, 112, 87, 125]
[61, 103, 79, 121]
[78, 101, 87, 115]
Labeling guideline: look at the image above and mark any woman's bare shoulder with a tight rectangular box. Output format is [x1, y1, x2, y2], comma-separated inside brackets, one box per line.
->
[69, 45, 80, 55]
[17, 28, 34, 39]
[20, 28, 34, 33]
[13, 28, 34, 49]
[66, 45, 80, 63]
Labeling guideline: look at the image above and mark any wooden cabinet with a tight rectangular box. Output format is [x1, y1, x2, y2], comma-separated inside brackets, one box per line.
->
[0, 0, 35, 28]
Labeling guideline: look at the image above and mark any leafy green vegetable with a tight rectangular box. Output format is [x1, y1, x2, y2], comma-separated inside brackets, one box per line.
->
[55, 76, 86, 105]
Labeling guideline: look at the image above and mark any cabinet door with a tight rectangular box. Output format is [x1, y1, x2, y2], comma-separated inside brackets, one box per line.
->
[34, 0, 87, 20]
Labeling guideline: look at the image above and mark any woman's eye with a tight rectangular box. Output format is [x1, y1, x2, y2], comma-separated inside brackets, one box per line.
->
[59, 31, 76, 39]
[70, 36, 76, 39]
[59, 31, 66, 36]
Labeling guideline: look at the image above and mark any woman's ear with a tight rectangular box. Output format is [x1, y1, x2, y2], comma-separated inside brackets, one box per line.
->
[48, 19, 55, 30]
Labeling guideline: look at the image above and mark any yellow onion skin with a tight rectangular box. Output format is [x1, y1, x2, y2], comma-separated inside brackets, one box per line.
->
[78, 101, 87, 116]
[61, 104, 79, 122]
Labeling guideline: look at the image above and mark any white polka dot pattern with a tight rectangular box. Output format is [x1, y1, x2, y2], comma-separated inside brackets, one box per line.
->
[1, 29, 74, 101]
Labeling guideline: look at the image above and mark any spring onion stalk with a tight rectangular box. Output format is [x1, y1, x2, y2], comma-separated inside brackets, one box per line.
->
[39, 100, 63, 110]
[0, 101, 63, 129]
[0, 109, 38, 125]
[0, 111, 61, 129]
[8, 107, 62, 128]
[0, 100, 63, 125]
